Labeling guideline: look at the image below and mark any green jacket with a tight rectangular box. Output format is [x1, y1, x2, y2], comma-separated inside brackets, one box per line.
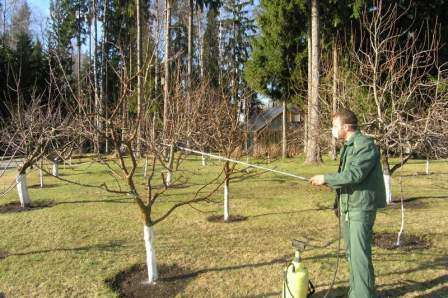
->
[324, 130, 387, 212]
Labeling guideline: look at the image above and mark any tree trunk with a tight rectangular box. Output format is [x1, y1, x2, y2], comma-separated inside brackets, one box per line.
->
[166, 144, 174, 186]
[52, 159, 59, 177]
[136, 0, 142, 156]
[77, 4, 83, 154]
[163, 0, 171, 138]
[382, 154, 392, 204]
[143, 156, 148, 177]
[224, 162, 230, 221]
[16, 172, 31, 207]
[305, 0, 321, 164]
[39, 159, 44, 188]
[102, 0, 109, 154]
[396, 176, 405, 246]
[201, 154, 207, 166]
[305, 23, 311, 154]
[187, 0, 193, 89]
[93, 0, 101, 154]
[282, 100, 287, 159]
[199, 9, 204, 79]
[425, 158, 429, 175]
[143, 224, 158, 283]
[330, 37, 338, 160]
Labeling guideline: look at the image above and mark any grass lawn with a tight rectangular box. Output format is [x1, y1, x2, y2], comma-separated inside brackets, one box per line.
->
[0, 155, 447, 297]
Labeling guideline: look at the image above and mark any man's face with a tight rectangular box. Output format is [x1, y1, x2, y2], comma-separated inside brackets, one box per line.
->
[332, 117, 348, 140]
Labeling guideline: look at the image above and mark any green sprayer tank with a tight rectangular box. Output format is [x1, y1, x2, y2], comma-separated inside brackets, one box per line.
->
[282, 240, 314, 298]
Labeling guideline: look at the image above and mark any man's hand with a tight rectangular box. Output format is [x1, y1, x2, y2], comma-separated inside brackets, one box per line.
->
[309, 175, 325, 186]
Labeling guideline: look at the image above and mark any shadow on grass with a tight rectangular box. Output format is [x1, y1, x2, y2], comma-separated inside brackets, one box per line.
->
[106, 263, 192, 298]
[378, 274, 448, 298]
[28, 184, 60, 189]
[2, 240, 126, 259]
[312, 275, 448, 298]
[401, 195, 448, 203]
[249, 207, 331, 219]
[162, 255, 291, 282]
[55, 198, 133, 205]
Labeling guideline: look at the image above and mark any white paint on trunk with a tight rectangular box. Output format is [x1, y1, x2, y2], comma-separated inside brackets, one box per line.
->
[425, 159, 429, 175]
[39, 159, 44, 188]
[396, 177, 405, 246]
[166, 145, 175, 186]
[166, 170, 172, 186]
[143, 224, 158, 283]
[39, 169, 44, 188]
[52, 161, 59, 177]
[16, 173, 31, 207]
[384, 174, 392, 204]
[224, 179, 230, 221]
[201, 154, 207, 166]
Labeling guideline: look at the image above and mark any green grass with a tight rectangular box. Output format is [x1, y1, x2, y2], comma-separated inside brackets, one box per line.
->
[0, 156, 447, 297]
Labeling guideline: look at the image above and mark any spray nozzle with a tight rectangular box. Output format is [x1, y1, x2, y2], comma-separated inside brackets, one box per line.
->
[292, 239, 306, 252]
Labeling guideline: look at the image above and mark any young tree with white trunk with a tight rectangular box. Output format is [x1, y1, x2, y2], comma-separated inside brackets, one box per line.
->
[67, 60, 226, 284]
[0, 95, 77, 207]
[190, 84, 250, 222]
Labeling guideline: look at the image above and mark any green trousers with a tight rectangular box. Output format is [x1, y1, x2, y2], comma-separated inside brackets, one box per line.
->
[342, 210, 377, 298]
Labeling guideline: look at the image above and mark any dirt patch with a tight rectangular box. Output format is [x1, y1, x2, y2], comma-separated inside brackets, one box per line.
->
[207, 214, 248, 223]
[373, 232, 431, 250]
[106, 263, 192, 298]
[0, 200, 55, 214]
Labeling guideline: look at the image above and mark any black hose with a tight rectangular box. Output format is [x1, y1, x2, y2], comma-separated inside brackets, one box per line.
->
[323, 198, 342, 298]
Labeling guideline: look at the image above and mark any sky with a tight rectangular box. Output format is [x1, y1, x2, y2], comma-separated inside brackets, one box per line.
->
[28, 0, 49, 16]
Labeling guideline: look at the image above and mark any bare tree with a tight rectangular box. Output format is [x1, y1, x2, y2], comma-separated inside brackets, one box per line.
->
[349, 0, 446, 203]
[190, 84, 247, 221]
[0, 94, 78, 206]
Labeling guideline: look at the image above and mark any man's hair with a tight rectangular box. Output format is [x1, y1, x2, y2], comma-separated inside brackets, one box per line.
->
[333, 109, 358, 130]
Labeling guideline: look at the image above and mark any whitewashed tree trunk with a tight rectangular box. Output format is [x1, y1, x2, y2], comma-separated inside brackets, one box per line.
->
[425, 158, 429, 175]
[39, 159, 44, 188]
[16, 173, 31, 207]
[166, 145, 174, 186]
[39, 169, 44, 188]
[201, 154, 207, 166]
[143, 224, 158, 284]
[384, 174, 392, 204]
[224, 177, 230, 221]
[52, 160, 59, 177]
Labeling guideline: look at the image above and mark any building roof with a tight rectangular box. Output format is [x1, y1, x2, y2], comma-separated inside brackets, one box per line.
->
[248, 106, 283, 133]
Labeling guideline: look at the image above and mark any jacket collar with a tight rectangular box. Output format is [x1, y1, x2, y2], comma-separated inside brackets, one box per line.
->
[344, 130, 361, 146]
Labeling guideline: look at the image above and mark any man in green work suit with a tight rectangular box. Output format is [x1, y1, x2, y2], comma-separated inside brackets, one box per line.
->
[309, 109, 386, 298]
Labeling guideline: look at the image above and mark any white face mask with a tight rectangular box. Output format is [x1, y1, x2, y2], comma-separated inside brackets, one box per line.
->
[331, 126, 340, 139]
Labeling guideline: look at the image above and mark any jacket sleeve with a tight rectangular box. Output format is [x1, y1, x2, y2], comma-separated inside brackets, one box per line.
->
[324, 141, 378, 189]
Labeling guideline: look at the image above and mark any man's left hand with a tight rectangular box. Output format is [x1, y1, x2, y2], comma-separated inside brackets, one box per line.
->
[309, 175, 325, 186]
